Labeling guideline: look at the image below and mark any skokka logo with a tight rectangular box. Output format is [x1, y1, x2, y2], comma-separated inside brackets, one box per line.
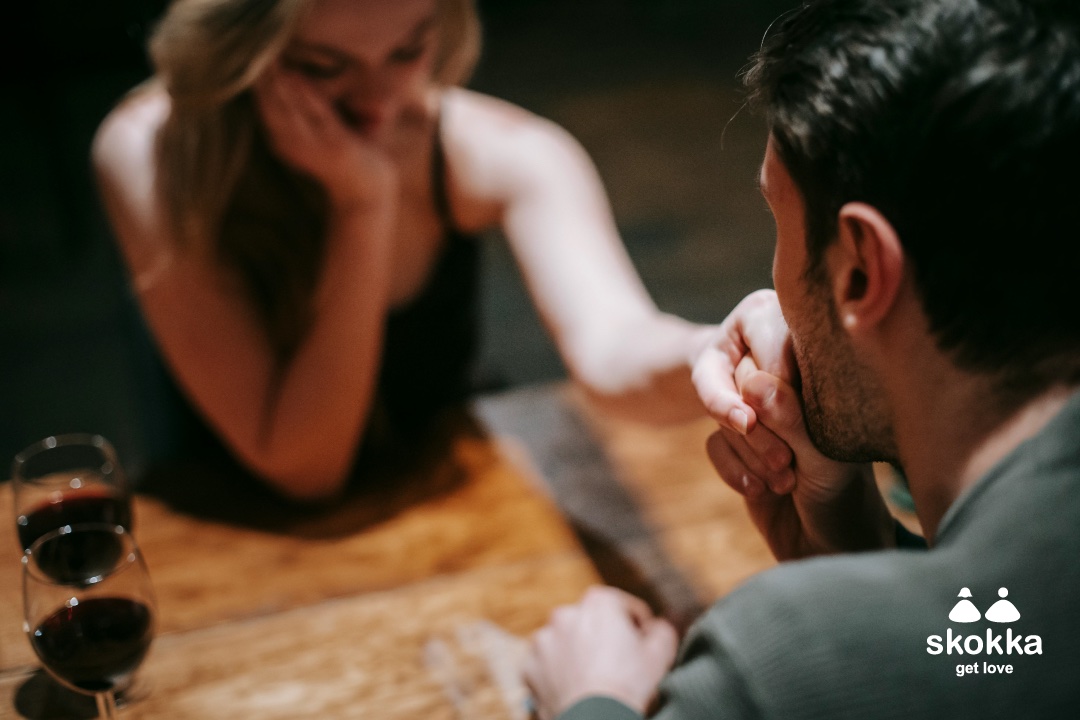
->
[927, 587, 1042, 677]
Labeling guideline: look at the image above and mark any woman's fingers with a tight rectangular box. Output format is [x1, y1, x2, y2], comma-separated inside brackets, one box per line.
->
[256, 69, 315, 157]
[693, 344, 757, 435]
[280, 71, 335, 130]
[693, 290, 792, 435]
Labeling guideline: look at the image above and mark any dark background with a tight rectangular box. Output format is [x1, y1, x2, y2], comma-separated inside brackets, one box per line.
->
[0, 0, 792, 471]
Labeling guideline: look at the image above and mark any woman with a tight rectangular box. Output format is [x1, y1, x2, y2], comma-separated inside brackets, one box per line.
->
[93, 0, 719, 501]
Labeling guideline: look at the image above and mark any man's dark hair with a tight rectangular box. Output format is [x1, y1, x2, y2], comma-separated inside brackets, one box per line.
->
[746, 0, 1080, 391]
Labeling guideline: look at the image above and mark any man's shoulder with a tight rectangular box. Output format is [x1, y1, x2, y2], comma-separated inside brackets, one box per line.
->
[703, 548, 940, 649]
[680, 546, 1076, 719]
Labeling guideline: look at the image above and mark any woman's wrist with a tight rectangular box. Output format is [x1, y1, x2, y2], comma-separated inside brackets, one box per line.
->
[315, 191, 397, 310]
[324, 148, 400, 216]
[326, 173, 399, 218]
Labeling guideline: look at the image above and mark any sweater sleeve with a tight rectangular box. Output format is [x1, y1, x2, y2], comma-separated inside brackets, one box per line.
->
[557, 696, 643, 720]
[650, 618, 762, 720]
[554, 607, 763, 720]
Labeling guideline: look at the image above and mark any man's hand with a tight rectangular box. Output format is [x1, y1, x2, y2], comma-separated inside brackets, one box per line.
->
[709, 362, 895, 560]
[694, 290, 895, 561]
[692, 290, 797, 494]
[524, 586, 678, 720]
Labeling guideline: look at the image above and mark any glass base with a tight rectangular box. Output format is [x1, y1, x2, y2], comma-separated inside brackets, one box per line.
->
[14, 670, 97, 719]
[14, 669, 150, 718]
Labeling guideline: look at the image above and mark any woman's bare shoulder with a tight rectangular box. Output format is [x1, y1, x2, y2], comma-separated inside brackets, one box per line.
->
[441, 87, 571, 156]
[440, 88, 596, 211]
[442, 87, 536, 130]
[92, 83, 174, 274]
[92, 83, 169, 187]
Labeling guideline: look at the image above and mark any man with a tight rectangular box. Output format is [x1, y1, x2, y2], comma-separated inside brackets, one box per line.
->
[523, 0, 1080, 717]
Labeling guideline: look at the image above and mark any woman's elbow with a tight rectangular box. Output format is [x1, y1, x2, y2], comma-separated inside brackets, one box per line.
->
[242, 444, 354, 504]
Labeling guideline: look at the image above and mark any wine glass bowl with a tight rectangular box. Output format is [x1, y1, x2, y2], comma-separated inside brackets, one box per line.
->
[13, 435, 133, 553]
[27, 522, 128, 587]
[22, 524, 156, 718]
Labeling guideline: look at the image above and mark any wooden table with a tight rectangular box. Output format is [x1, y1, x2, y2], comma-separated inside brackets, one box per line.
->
[0, 383, 777, 719]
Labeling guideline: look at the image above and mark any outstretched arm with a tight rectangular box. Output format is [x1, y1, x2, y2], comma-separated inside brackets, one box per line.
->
[441, 89, 717, 423]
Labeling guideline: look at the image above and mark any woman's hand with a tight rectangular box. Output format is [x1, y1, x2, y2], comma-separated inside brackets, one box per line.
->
[707, 361, 894, 561]
[692, 290, 797, 488]
[693, 290, 895, 560]
[254, 65, 398, 212]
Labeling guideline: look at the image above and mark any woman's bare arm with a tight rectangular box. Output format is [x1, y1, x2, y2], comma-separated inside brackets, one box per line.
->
[93, 89, 394, 501]
[442, 89, 715, 422]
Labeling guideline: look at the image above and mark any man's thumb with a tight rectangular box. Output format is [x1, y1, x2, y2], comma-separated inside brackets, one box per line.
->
[740, 370, 816, 458]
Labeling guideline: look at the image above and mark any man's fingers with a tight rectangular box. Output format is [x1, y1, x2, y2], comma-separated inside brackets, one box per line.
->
[742, 424, 795, 493]
[706, 430, 767, 498]
[733, 354, 758, 394]
[732, 352, 797, 488]
[724, 426, 781, 487]
[583, 586, 654, 628]
[643, 618, 679, 665]
[740, 371, 817, 459]
[731, 289, 791, 380]
[520, 649, 551, 720]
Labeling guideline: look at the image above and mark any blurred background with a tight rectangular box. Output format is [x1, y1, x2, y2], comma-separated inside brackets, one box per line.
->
[1, 0, 792, 470]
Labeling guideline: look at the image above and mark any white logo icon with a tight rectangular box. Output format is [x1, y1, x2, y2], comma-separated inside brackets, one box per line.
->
[928, 587, 1040, 659]
[949, 587, 982, 623]
[985, 588, 1020, 623]
[948, 587, 1020, 624]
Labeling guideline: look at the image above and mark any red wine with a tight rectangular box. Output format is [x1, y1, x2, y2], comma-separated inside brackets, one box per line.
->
[31, 598, 153, 693]
[19, 493, 134, 584]
[18, 491, 133, 552]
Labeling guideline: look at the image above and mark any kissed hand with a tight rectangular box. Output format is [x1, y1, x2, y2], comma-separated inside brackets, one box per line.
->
[709, 360, 894, 560]
[692, 290, 796, 492]
[694, 290, 894, 560]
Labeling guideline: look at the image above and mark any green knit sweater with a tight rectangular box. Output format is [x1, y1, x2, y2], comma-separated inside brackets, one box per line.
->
[560, 389, 1080, 720]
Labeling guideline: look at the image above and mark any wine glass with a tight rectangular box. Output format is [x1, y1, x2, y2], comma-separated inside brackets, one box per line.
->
[13, 435, 133, 553]
[23, 524, 156, 719]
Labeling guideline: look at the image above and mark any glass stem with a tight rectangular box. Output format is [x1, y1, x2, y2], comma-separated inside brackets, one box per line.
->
[96, 691, 119, 719]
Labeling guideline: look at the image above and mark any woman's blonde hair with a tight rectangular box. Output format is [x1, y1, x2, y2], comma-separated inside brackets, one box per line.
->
[148, 0, 481, 357]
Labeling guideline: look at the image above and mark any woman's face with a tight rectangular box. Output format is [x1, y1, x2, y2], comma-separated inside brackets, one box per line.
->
[281, 0, 440, 138]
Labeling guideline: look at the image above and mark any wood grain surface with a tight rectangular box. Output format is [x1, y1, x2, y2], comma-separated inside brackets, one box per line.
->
[0, 383, 785, 719]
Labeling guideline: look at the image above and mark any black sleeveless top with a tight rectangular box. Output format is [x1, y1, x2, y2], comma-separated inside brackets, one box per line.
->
[363, 124, 480, 446]
[126, 120, 480, 478]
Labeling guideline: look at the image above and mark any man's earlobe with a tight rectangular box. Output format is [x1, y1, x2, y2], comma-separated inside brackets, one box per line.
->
[833, 202, 904, 332]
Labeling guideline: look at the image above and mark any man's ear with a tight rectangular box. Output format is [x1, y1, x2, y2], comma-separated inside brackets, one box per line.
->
[828, 202, 904, 334]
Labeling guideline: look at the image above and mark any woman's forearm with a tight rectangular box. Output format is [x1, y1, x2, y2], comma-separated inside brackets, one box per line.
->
[569, 311, 714, 424]
[253, 201, 396, 496]
[142, 202, 395, 500]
